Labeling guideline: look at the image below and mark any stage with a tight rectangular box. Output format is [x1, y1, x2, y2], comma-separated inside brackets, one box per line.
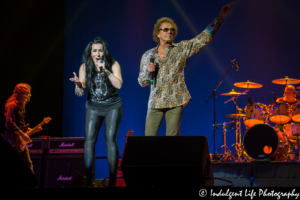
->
[213, 161, 300, 187]
[93, 161, 300, 188]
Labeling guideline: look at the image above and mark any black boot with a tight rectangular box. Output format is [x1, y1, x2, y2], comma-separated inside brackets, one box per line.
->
[85, 172, 94, 188]
[108, 176, 116, 187]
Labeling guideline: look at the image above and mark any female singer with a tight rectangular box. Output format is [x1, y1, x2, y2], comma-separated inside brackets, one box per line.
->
[70, 37, 123, 187]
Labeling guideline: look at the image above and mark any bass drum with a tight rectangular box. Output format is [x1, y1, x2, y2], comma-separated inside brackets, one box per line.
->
[243, 124, 287, 161]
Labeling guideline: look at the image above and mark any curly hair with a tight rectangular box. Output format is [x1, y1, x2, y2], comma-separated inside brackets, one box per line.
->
[153, 17, 178, 43]
[5, 83, 31, 109]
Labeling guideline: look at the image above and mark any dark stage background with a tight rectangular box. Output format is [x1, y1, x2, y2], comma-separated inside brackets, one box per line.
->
[0, 1, 64, 137]
[1, 0, 300, 180]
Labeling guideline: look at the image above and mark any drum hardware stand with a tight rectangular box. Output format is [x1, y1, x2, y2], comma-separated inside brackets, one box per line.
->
[262, 111, 269, 124]
[214, 121, 235, 162]
[232, 95, 247, 162]
[205, 60, 238, 158]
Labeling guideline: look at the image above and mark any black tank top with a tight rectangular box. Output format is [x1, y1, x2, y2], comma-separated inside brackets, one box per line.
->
[85, 71, 122, 112]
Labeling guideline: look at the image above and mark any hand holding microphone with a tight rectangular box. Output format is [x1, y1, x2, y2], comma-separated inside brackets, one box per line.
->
[97, 59, 106, 76]
[148, 57, 156, 83]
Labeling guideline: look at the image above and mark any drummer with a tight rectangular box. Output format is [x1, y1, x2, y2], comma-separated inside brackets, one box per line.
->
[275, 85, 300, 132]
[276, 85, 299, 104]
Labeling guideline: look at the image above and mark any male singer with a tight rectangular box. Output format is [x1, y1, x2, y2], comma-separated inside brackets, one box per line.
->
[138, 2, 234, 136]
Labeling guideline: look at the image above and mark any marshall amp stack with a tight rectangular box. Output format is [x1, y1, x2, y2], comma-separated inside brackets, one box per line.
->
[47, 137, 84, 154]
[28, 137, 85, 188]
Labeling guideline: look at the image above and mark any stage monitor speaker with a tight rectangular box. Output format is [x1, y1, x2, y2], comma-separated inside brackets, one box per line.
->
[0, 140, 38, 188]
[44, 155, 85, 188]
[121, 136, 213, 187]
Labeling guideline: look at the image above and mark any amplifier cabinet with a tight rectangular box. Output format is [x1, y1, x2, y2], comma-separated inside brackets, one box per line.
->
[47, 137, 84, 154]
[27, 138, 46, 154]
[44, 155, 85, 188]
[30, 155, 44, 188]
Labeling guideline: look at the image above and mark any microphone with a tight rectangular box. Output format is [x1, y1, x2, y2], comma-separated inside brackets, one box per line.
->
[150, 57, 155, 83]
[272, 92, 277, 103]
[233, 59, 239, 71]
[97, 59, 105, 76]
[248, 94, 253, 105]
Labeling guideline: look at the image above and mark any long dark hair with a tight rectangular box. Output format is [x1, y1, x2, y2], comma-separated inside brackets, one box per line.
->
[82, 37, 115, 89]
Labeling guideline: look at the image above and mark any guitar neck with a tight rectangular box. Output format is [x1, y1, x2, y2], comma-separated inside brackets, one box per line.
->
[27, 121, 46, 137]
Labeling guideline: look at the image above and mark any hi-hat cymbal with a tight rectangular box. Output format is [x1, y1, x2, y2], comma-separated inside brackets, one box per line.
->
[225, 114, 246, 118]
[220, 89, 247, 96]
[272, 76, 300, 85]
[234, 80, 263, 89]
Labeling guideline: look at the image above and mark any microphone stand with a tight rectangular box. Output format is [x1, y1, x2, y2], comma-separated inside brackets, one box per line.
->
[205, 60, 237, 159]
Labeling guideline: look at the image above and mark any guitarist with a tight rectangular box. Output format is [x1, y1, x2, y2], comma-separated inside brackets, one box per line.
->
[4, 83, 42, 173]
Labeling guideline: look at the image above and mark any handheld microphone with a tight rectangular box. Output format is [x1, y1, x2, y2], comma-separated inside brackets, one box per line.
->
[97, 59, 105, 76]
[150, 57, 155, 83]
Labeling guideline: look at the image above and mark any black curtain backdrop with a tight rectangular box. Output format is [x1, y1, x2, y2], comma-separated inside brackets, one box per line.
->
[0, 1, 64, 137]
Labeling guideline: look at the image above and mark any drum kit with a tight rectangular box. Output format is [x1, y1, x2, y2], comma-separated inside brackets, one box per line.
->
[215, 76, 300, 162]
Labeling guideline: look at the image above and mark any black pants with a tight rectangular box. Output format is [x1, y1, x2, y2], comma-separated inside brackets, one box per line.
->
[84, 107, 122, 186]
[5, 137, 33, 174]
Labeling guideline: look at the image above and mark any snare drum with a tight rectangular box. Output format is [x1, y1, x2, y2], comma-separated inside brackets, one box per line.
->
[244, 103, 269, 127]
[243, 124, 287, 161]
[269, 102, 291, 124]
[291, 102, 300, 122]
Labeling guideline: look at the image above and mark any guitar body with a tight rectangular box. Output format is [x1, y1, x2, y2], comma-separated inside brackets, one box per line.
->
[11, 117, 51, 152]
[12, 133, 32, 152]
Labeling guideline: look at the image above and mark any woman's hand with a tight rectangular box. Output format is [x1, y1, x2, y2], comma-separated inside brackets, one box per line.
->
[96, 60, 106, 72]
[69, 72, 82, 87]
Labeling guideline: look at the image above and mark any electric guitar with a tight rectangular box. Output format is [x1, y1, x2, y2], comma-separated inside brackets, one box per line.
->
[10, 117, 52, 152]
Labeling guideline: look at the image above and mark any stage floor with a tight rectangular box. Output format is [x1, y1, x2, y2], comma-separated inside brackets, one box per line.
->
[212, 161, 300, 187]
[92, 161, 300, 188]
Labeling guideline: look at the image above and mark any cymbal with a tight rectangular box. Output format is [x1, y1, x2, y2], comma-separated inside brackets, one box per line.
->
[272, 77, 300, 85]
[297, 86, 300, 89]
[225, 114, 246, 118]
[234, 80, 263, 89]
[220, 89, 247, 96]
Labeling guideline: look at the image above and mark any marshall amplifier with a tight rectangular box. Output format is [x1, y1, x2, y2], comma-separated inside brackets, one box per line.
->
[44, 155, 85, 188]
[27, 138, 46, 154]
[47, 137, 84, 154]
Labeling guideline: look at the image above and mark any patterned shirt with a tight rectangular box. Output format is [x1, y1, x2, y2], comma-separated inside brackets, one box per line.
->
[138, 17, 223, 109]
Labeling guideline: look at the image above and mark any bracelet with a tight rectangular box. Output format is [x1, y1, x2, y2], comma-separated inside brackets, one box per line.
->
[105, 70, 112, 77]
[75, 82, 82, 88]
[75, 83, 85, 96]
